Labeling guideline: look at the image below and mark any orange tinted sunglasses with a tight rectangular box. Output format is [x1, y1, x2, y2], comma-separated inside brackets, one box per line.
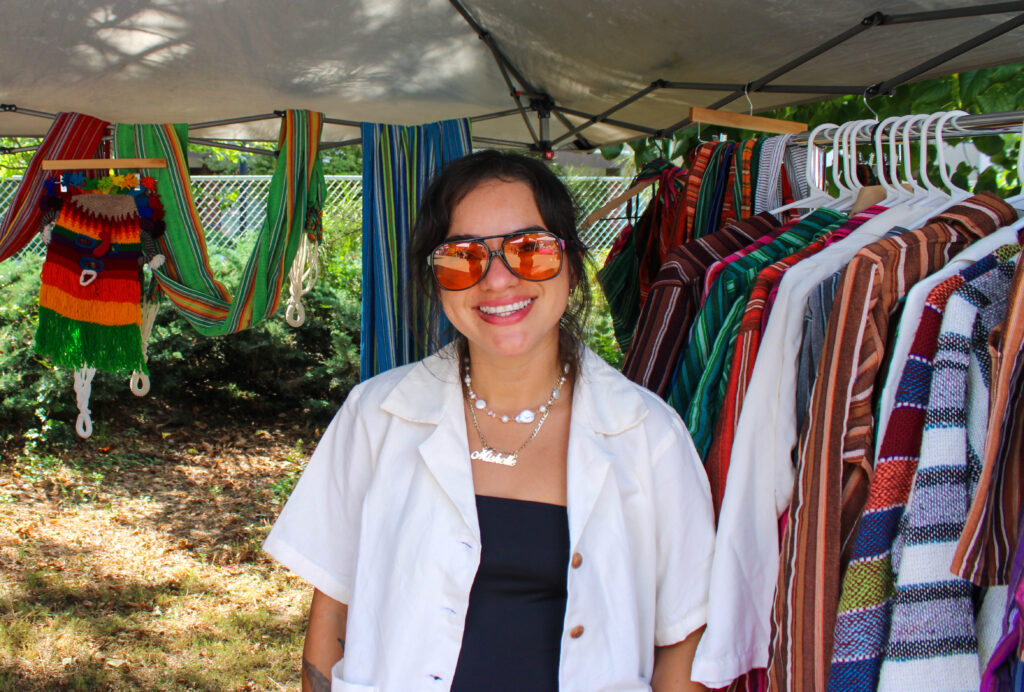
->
[428, 229, 565, 291]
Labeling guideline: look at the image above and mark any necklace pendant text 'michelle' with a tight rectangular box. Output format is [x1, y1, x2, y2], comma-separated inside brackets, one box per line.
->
[470, 447, 518, 466]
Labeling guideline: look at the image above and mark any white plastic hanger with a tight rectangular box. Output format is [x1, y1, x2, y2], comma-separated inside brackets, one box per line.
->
[886, 114, 919, 205]
[934, 109, 971, 203]
[1001, 119, 1024, 211]
[916, 111, 952, 208]
[900, 114, 930, 203]
[875, 115, 908, 206]
[769, 122, 838, 216]
[831, 119, 873, 212]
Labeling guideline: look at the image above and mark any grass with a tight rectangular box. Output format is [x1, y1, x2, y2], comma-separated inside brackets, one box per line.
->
[0, 404, 316, 691]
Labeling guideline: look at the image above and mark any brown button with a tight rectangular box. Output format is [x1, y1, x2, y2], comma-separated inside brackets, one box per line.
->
[570, 625, 584, 639]
[571, 552, 583, 568]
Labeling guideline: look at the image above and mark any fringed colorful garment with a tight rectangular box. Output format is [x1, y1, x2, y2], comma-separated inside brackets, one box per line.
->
[34, 174, 165, 374]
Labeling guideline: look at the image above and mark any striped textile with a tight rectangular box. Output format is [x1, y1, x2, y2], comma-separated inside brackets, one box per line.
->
[620, 214, 777, 398]
[683, 143, 719, 242]
[878, 254, 1018, 691]
[753, 135, 789, 215]
[701, 224, 788, 302]
[770, 193, 1017, 692]
[33, 193, 146, 373]
[668, 208, 845, 458]
[638, 165, 689, 303]
[718, 142, 739, 229]
[693, 142, 735, 239]
[0, 112, 109, 261]
[734, 139, 758, 220]
[360, 119, 471, 379]
[114, 110, 326, 336]
[704, 207, 879, 517]
[955, 249, 1024, 586]
[794, 227, 908, 432]
[828, 246, 1019, 692]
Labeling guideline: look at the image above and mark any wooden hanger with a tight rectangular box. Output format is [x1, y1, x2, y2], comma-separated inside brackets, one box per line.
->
[581, 177, 656, 230]
[41, 158, 167, 171]
[689, 107, 807, 135]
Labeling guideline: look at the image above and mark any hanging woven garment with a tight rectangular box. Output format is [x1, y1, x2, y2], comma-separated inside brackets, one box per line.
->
[0, 112, 109, 261]
[34, 191, 147, 373]
[113, 109, 326, 336]
[360, 119, 471, 380]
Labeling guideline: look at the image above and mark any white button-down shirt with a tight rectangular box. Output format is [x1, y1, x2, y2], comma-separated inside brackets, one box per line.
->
[264, 346, 714, 691]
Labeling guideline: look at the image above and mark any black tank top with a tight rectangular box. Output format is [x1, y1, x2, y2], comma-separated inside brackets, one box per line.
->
[450, 495, 570, 691]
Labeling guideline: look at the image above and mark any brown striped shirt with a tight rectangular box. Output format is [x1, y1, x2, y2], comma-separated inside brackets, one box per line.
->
[768, 193, 1017, 692]
[621, 213, 778, 398]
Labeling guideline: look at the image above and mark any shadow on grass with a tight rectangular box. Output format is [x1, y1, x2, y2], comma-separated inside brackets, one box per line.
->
[0, 541, 306, 690]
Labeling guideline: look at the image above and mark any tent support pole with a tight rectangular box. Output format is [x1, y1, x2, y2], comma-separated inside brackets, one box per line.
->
[189, 113, 281, 130]
[449, 0, 544, 149]
[553, 106, 660, 136]
[0, 104, 56, 120]
[550, 81, 664, 147]
[659, 12, 883, 136]
[189, 138, 277, 156]
[880, 2, 1024, 24]
[869, 12, 1024, 95]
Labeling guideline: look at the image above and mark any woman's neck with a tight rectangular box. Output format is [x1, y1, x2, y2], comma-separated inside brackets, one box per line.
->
[463, 342, 567, 414]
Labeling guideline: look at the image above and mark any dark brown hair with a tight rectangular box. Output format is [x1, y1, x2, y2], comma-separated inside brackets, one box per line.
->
[408, 150, 592, 379]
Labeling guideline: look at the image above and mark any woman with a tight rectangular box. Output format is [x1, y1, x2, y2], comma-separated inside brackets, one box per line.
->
[264, 151, 714, 691]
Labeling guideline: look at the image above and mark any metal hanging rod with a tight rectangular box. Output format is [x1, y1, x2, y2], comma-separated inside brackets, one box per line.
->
[789, 109, 1024, 144]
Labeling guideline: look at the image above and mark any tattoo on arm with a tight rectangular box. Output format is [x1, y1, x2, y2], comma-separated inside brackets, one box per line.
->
[302, 657, 332, 692]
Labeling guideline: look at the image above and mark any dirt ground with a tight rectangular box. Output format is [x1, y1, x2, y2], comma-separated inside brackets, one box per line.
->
[0, 408, 317, 691]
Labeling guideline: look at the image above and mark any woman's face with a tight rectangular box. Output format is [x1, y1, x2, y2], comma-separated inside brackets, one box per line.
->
[438, 179, 570, 366]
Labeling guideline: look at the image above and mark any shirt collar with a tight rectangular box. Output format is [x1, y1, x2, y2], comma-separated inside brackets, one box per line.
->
[380, 344, 649, 435]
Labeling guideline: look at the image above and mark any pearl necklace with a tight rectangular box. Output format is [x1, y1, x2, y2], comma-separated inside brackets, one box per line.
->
[463, 359, 568, 424]
[463, 360, 569, 466]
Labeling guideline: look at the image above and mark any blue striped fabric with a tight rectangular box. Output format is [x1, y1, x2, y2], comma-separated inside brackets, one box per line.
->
[360, 119, 471, 380]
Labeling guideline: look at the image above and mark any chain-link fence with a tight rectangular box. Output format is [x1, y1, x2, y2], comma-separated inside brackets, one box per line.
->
[1, 175, 639, 259]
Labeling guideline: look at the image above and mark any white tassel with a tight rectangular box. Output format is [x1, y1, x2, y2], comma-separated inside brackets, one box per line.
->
[74, 367, 97, 439]
[130, 300, 159, 397]
[285, 234, 320, 327]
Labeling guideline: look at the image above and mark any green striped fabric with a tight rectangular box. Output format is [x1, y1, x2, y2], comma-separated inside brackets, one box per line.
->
[114, 110, 326, 336]
[667, 208, 846, 457]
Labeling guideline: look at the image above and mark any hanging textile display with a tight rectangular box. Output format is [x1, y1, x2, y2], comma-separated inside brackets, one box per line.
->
[0, 112, 109, 261]
[360, 118, 471, 380]
[34, 173, 165, 372]
[32, 172, 167, 438]
[113, 109, 326, 336]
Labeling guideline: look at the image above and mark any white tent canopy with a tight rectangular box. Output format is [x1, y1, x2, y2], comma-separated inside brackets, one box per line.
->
[1, 0, 1023, 150]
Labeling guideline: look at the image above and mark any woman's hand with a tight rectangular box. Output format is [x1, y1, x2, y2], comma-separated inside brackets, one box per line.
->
[651, 626, 708, 692]
[302, 588, 348, 692]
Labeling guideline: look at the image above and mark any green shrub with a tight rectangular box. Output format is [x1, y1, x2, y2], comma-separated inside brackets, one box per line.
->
[1, 220, 363, 453]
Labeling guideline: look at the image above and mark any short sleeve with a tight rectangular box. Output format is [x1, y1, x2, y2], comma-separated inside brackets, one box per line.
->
[650, 407, 716, 647]
[262, 386, 375, 604]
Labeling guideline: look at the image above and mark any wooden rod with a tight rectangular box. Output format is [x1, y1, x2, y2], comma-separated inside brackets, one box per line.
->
[581, 178, 656, 230]
[688, 107, 807, 135]
[42, 158, 167, 170]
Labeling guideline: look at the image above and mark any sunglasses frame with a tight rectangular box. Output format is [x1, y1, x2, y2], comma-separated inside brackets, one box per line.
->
[428, 229, 566, 291]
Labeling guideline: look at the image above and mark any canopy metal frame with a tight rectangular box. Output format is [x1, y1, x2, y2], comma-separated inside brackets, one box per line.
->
[2, 1, 1024, 155]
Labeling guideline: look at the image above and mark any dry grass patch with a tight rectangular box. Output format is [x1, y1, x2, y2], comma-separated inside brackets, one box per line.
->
[0, 417, 315, 691]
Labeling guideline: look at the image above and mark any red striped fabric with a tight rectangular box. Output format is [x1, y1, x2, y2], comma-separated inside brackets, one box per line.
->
[0, 112, 109, 261]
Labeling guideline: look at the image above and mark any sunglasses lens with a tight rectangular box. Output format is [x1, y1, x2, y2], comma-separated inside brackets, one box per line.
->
[504, 232, 563, 281]
[431, 240, 489, 290]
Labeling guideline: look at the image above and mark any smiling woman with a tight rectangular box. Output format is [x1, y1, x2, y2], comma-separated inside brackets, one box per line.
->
[263, 151, 715, 692]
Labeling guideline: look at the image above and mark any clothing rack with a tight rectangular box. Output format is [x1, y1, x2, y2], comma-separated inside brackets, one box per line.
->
[790, 109, 1024, 145]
